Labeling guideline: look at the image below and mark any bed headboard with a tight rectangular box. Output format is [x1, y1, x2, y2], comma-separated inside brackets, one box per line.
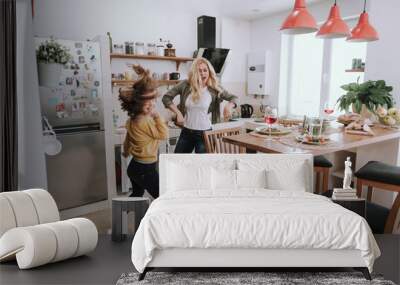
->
[159, 154, 314, 195]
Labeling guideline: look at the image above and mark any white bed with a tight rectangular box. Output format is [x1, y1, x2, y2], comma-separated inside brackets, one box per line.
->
[131, 154, 380, 280]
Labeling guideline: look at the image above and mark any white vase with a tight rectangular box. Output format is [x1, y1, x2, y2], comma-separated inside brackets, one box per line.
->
[38, 62, 62, 87]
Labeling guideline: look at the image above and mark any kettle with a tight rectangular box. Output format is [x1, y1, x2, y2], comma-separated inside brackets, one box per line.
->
[240, 104, 254, 118]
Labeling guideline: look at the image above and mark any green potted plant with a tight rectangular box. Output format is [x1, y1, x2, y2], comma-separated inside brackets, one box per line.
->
[336, 80, 395, 121]
[36, 39, 71, 87]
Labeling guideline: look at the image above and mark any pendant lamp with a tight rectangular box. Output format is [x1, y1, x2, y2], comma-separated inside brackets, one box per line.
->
[280, 0, 318, 35]
[347, 0, 379, 42]
[317, 0, 350, 39]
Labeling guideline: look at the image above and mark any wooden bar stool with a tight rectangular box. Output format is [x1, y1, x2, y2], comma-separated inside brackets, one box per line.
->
[314, 156, 332, 194]
[355, 161, 400, 234]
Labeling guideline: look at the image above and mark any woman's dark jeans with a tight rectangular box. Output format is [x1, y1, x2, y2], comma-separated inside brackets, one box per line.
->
[174, 127, 209, 153]
[127, 159, 159, 199]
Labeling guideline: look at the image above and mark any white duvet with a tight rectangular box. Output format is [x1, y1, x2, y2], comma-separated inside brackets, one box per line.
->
[131, 190, 380, 273]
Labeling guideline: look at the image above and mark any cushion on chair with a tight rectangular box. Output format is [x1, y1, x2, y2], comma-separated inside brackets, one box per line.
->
[0, 189, 98, 269]
[313, 156, 333, 168]
[0, 192, 40, 227]
[355, 161, 400, 186]
[24, 189, 60, 223]
[0, 196, 17, 237]
[0, 218, 98, 269]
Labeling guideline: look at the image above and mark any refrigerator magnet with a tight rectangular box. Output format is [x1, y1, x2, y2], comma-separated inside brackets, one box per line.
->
[75, 42, 83, 49]
[76, 50, 82, 55]
[78, 56, 85, 63]
[91, 89, 98, 98]
[94, 81, 100, 87]
[48, 97, 59, 106]
[66, 77, 73, 85]
[70, 90, 76, 96]
[56, 111, 67, 119]
[55, 103, 65, 112]
[87, 73, 94, 82]
[72, 102, 79, 111]
[84, 64, 89, 70]
[79, 101, 87, 110]
[90, 55, 96, 61]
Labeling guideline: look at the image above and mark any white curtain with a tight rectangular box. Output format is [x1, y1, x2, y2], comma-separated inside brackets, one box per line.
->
[16, 0, 47, 189]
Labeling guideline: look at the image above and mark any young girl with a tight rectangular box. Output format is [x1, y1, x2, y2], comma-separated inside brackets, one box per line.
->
[119, 65, 168, 198]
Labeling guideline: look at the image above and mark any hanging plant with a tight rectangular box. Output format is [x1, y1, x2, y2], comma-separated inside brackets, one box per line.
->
[36, 39, 71, 65]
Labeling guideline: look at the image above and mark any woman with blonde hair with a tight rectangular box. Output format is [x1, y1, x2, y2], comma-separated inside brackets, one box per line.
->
[162, 57, 238, 153]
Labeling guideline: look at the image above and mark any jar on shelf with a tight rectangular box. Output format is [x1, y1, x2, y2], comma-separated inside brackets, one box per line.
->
[128, 42, 134, 54]
[113, 44, 124, 54]
[135, 42, 145, 55]
[147, 43, 156, 56]
[156, 44, 164, 56]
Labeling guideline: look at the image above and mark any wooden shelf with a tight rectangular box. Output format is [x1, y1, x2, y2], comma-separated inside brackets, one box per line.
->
[110, 53, 194, 71]
[345, 69, 365, 73]
[112, 79, 181, 86]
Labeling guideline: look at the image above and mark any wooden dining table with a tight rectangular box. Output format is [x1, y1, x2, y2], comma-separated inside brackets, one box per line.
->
[222, 124, 400, 156]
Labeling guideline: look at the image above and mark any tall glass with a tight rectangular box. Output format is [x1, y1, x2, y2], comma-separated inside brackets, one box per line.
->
[264, 106, 278, 139]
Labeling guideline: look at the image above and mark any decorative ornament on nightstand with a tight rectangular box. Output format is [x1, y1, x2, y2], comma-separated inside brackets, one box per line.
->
[332, 157, 358, 200]
[343, 156, 352, 190]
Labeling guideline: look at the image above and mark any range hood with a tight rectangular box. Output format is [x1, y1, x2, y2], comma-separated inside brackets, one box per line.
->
[196, 48, 230, 76]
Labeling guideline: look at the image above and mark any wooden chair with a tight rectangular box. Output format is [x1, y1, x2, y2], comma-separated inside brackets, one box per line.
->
[313, 156, 332, 194]
[203, 127, 246, 153]
[355, 161, 400, 234]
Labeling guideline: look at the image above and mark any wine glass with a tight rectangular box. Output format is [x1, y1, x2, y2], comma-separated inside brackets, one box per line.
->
[323, 102, 334, 116]
[264, 106, 278, 139]
[321, 102, 334, 137]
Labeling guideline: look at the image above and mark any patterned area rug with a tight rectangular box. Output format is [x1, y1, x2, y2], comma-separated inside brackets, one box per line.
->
[116, 271, 395, 285]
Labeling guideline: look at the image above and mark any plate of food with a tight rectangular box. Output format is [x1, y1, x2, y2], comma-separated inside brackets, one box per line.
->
[296, 134, 330, 145]
[255, 126, 292, 136]
[337, 113, 361, 126]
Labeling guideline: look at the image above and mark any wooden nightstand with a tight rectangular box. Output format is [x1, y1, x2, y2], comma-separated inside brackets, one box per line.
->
[332, 198, 366, 218]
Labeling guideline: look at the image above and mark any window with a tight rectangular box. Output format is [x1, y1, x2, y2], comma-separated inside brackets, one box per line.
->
[280, 19, 367, 117]
[327, 37, 367, 115]
[287, 33, 324, 117]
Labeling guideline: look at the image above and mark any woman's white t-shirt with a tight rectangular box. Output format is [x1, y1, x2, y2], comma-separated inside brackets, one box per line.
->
[184, 87, 212, 130]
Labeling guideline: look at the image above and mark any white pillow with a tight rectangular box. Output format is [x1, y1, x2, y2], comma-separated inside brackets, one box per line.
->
[236, 169, 267, 189]
[167, 163, 212, 191]
[266, 161, 307, 191]
[212, 168, 237, 190]
[237, 158, 309, 191]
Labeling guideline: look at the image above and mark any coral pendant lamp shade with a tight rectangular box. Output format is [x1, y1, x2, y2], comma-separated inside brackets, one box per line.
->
[347, 12, 379, 42]
[280, 0, 318, 34]
[317, 2, 350, 39]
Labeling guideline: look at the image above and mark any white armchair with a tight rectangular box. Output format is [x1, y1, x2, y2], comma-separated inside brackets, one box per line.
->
[0, 189, 98, 269]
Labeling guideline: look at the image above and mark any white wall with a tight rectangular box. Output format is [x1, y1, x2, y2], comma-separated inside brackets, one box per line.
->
[16, 0, 48, 190]
[365, 0, 400, 106]
[33, 0, 250, 113]
[250, 1, 361, 110]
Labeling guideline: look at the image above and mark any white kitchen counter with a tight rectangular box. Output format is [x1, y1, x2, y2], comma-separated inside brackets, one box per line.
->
[113, 118, 266, 145]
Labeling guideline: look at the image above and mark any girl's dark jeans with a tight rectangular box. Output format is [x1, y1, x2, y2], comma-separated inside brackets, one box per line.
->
[127, 159, 159, 199]
[174, 127, 209, 153]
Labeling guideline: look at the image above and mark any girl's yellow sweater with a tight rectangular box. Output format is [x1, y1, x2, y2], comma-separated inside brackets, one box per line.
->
[123, 115, 168, 163]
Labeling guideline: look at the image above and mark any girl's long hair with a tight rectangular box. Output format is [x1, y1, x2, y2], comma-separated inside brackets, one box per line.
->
[119, 65, 158, 119]
[188, 57, 220, 103]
